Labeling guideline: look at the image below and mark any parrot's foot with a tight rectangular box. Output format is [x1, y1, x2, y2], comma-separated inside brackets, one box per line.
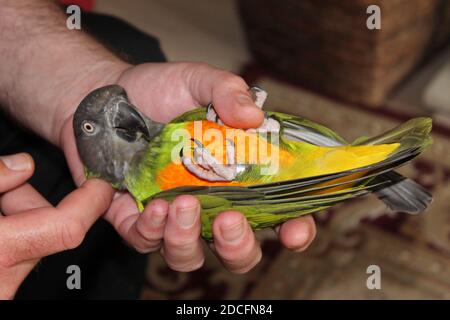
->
[206, 103, 224, 125]
[181, 139, 242, 181]
[247, 86, 280, 133]
[206, 86, 280, 134]
[246, 117, 280, 134]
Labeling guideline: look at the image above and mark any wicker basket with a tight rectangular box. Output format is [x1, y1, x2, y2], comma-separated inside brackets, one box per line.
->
[239, 0, 450, 107]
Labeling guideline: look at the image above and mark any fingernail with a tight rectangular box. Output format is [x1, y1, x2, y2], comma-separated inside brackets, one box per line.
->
[152, 209, 167, 226]
[237, 94, 253, 106]
[0, 154, 32, 171]
[292, 230, 313, 252]
[220, 217, 245, 242]
[176, 205, 198, 229]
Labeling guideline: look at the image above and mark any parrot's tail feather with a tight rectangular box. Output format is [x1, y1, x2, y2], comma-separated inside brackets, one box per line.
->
[355, 117, 433, 214]
[374, 171, 432, 214]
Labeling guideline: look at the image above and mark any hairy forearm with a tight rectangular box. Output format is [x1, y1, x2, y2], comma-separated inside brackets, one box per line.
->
[0, 0, 130, 146]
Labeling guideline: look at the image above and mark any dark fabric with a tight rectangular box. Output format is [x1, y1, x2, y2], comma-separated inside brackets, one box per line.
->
[0, 11, 166, 299]
[83, 13, 166, 65]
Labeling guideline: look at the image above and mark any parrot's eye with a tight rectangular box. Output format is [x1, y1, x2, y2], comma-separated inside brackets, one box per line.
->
[82, 121, 96, 134]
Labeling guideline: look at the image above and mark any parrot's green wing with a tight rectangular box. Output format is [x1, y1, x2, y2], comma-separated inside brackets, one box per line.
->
[268, 111, 348, 146]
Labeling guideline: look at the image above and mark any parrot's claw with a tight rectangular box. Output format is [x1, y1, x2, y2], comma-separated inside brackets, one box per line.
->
[249, 86, 268, 109]
[181, 139, 239, 181]
[206, 103, 224, 125]
[246, 117, 280, 134]
[225, 138, 235, 165]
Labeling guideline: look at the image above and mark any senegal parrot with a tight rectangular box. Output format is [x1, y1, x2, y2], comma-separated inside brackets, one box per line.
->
[73, 85, 433, 240]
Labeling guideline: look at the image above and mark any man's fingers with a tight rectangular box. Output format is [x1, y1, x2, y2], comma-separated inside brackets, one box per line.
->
[0, 153, 34, 193]
[0, 179, 113, 267]
[0, 180, 110, 297]
[115, 199, 169, 253]
[276, 215, 316, 252]
[133, 199, 168, 252]
[162, 195, 204, 272]
[0, 183, 52, 291]
[184, 63, 264, 128]
[0, 183, 50, 215]
[212, 211, 262, 274]
[56, 179, 114, 228]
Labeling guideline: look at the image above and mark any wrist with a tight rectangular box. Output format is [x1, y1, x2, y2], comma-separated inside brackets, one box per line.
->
[0, 0, 134, 147]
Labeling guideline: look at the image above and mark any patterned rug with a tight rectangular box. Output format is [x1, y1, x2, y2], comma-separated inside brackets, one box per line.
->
[141, 75, 450, 300]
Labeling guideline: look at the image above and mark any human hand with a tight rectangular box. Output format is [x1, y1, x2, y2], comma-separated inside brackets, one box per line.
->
[60, 62, 316, 273]
[0, 153, 114, 299]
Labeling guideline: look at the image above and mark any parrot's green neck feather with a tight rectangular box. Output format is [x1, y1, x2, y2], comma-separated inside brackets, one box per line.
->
[85, 167, 122, 189]
[124, 122, 188, 210]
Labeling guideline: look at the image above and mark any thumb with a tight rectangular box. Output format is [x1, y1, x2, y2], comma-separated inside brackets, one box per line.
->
[0, 153, 34, 193]
[185, 64, 265, 128]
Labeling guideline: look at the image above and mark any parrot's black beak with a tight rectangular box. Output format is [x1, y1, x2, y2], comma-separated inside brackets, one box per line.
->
[113, 101, 151, 142]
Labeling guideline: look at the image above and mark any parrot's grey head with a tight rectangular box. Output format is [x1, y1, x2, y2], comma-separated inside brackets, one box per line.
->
[73, 85, 162, 189]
